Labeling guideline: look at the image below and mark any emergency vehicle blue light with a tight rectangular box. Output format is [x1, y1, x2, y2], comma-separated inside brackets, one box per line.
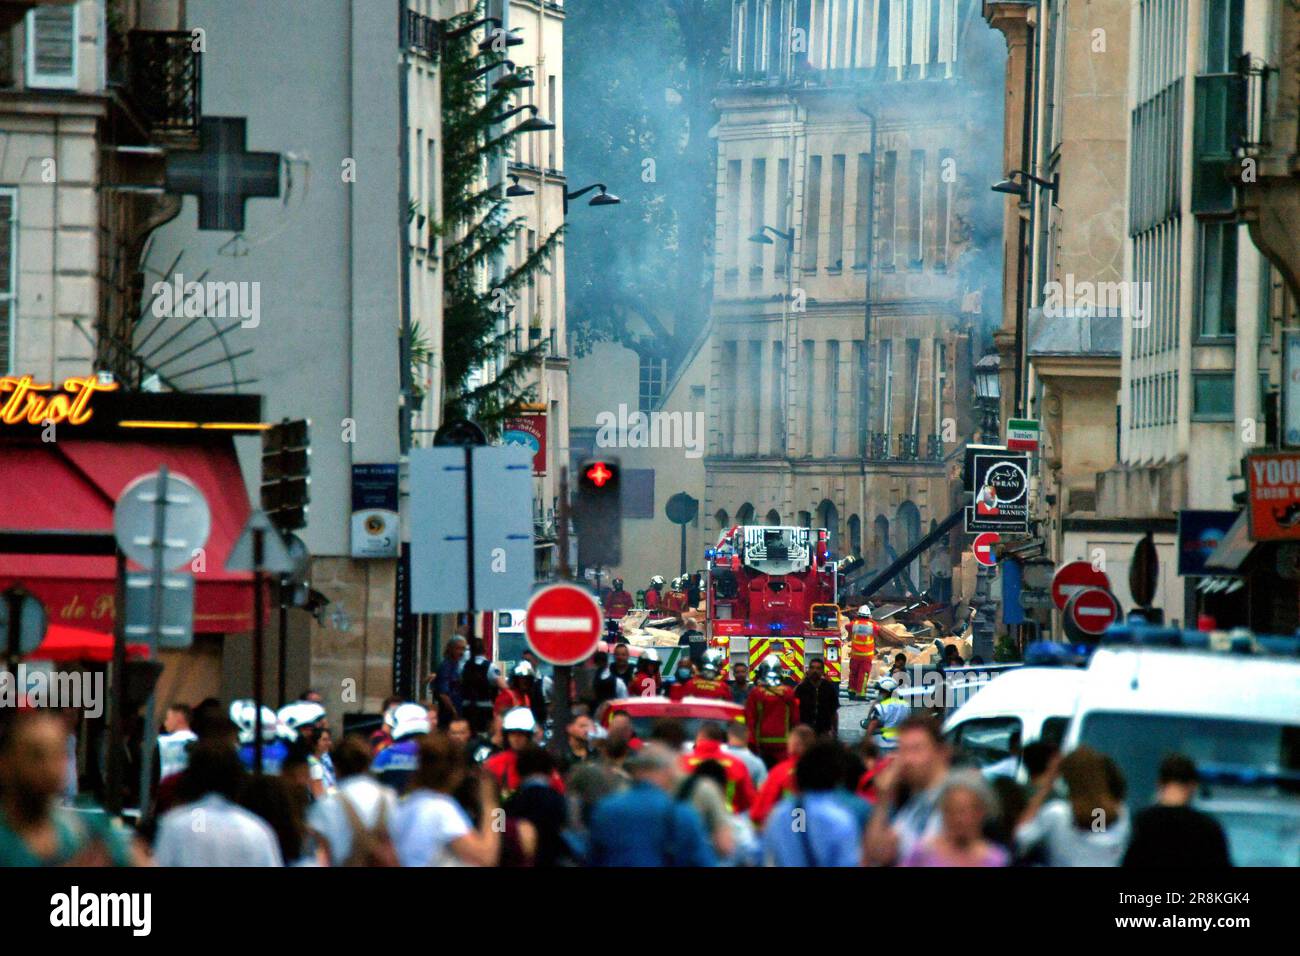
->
[771, 623, 784, 631]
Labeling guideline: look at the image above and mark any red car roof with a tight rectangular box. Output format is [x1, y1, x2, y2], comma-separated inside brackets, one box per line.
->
[597, 696, 743, 726]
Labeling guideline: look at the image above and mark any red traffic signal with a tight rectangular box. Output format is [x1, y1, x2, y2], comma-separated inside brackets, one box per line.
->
[585, 461, 614, 488]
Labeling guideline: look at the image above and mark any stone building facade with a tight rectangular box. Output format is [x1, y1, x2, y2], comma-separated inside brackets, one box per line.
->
[704, 0, 1004, 596]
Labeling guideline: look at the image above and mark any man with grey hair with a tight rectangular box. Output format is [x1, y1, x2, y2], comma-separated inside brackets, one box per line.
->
[586, 743, 716, 866]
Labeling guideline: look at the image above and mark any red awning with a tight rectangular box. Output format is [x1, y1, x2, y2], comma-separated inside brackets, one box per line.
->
[26, 622, 150, 662]
[0, 439, 255, 634]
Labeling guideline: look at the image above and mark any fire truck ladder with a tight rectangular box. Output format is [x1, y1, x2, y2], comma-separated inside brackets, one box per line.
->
[852, 506, 965, 600]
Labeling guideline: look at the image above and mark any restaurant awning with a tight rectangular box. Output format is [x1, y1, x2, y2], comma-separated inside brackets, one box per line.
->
[0, 439, 255, 634]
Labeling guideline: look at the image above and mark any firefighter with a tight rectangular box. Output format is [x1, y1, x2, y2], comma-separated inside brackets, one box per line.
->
[847, 604, 878, 700]
[679, 722, 756, 814]
[483, 707, 564, 801]
[629, 649, 663, 697]
[494, 660, 547, 729]
[745, 661, 801, 767]
[662, 576, 688, 615]
[603, 577, 634, 619]
[644, 575, 665, 610]
[669, 649, 732, 701]
[864, 676, 909, 751]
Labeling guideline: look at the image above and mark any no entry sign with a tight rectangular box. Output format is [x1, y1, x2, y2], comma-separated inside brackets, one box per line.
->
[525, 583, 603, 665]
[972, 532, 1000, 567]
[1063, 586, 1121, 640]
[1051, 560, 1111, 611]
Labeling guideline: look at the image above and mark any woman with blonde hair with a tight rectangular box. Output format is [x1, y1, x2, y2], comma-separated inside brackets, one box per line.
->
[1015, 746, 1130, 866]
[901, 770, 1008, 867]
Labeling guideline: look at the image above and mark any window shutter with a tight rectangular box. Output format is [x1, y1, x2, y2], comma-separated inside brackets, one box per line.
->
[26, 5, 78, 90]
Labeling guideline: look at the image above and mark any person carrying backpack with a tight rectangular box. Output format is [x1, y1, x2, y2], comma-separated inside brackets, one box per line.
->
[461, 639, 498, 735]
[308, 733, 399, 866]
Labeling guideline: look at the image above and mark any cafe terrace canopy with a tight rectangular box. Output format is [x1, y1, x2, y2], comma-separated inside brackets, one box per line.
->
[0, 439, 255, 635]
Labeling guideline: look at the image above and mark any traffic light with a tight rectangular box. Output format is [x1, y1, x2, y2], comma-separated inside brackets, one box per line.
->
[262, 418, 311, 531]
[574, 456, 621, 568]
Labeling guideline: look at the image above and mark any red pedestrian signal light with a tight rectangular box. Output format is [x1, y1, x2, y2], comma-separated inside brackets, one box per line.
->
[574, 456, 621, 566]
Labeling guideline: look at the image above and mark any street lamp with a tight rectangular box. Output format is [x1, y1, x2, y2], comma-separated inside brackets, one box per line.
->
[563, 182, 620, 214]
[748, 225, 795, 245]
[991, 169, 1059, 198]
[506, 174, 534, 197]
[442, 16, 500, 40]
[491, 104, 555, 133]
[974, 350, 1001, 443]
[477, 27, 524, 52]
[493, 63, 534, 91]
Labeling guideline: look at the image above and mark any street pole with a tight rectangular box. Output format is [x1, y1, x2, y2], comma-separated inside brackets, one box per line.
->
[137, 466, 170, 814]
[252, 527, 265, 774]
[107, 549, 127, 815]
[550, 466, 573, 758]
[278, 572, 289, 706]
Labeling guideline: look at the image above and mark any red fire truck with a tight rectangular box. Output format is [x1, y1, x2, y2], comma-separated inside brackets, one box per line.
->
[704, 525, 844, 683]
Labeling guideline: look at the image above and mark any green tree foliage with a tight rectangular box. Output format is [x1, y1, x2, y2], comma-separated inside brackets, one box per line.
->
[437, 3, 564, 432]
[564, 0, 730, 361]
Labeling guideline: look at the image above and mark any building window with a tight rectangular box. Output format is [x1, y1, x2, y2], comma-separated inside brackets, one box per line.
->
[776, 158, 790, 276]
[936, 148, 953, 268]
[802, 339, 816, 455]
[750, 158, 767, 276]
[771, 339, 784, 450]
[1191, 371, 1234, 421]
[879, 339, 893, 433]
[907, 149, 925, 268]
[639, 353, 666, 413]
[854, 153, 872, 268]
[879, 151, 897, 269]
[26, 5, 77, 90]
[802, 155, 822, 273]
[1202, 0, 1243, 74]
[828, 154, 845, 271]
[827, 340, 840, 455]
[1197, 219, 1237, 338]
[726, 159, 743, 276]
[0, 189, 14, 373]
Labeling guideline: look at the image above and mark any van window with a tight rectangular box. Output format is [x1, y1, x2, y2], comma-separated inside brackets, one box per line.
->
[1078, 712, 1300, 807]
[951, 716, 1021, 767]
[497, 612, 513, 629]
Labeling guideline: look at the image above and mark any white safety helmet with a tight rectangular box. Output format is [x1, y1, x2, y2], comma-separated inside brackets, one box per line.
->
[230, 700, 280, 745]
[502, 706, 537, 735]
[277, 701, 327, 737]
[700, 648, 725, 678]
[510, 660, 537, 681]
[857, 604, 875, 617]
[641, 648, 660, 663]
[877, 677, 898, 695]
[651, 575, 665, 587]
[387, 702, 431, 741]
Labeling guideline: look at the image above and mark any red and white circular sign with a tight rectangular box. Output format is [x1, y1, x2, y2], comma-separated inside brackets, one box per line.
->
[1051, 560, 1112, 611]
[525, 583, 603, 665]
[972, 532, 1000, 567]
[1064, 586, 1121, 636]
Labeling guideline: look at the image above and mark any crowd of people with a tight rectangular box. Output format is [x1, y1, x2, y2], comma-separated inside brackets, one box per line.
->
[0, 638, 1232, 866]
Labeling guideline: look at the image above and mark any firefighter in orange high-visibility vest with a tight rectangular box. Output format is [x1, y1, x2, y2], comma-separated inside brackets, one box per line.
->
[745, 661, 800, 766]
[671, 649, 732, 701]
[847, 604, 877, 700]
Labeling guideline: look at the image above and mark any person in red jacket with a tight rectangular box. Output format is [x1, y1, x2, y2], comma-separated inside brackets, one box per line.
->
[603, 578, 634, 619]
[670, 650, 732, 701]
[494, 661, 544, 721]
[644, 575, 665, 610]
[745, 661, 801, 766]
[484, 707, 564, 800]
[680, 722, 756, 813]
[628, 649, 663, 697]
[750, 724, 816, 826]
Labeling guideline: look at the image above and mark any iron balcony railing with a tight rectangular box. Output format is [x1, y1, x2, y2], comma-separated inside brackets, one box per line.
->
[116, 31, 201, 134]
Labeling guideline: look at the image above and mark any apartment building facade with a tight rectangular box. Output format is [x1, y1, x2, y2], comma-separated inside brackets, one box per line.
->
[705, 0, 1004, 598]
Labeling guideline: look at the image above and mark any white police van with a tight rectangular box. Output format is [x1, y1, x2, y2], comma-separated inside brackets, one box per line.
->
[1063, 627, 1300, 866]
[942, 665, 1085, 769]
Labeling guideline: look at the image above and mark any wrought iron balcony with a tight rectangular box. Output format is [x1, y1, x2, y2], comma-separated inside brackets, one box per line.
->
[926, 433, 946, 461]
[869, 431, 891, 460]
[897, 433, 920, 461]
[115, 31, 201, 135]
